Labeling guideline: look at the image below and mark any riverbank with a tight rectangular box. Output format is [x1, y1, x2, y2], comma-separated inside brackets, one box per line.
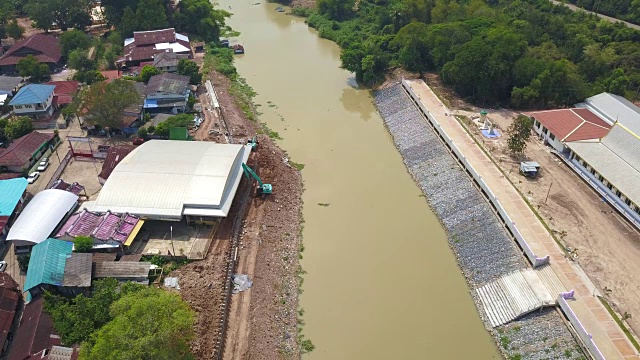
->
[174, 46, 304, 359]
[374, 83, 584, 359]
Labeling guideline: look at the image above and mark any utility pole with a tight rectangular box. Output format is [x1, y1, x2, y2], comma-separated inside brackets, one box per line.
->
[170, 225, 176, 260]
[545, 181, 553, 204]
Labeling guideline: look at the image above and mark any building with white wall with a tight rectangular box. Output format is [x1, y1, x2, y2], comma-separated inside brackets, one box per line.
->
[526, 108, 611, 153]
[8, 84, 55, 119]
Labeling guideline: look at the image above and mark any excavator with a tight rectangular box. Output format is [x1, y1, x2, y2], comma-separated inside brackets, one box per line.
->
[242, 163, 272, 197]
[247, 136, 258, 151]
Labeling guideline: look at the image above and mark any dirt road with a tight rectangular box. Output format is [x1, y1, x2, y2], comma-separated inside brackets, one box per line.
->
[549, 0, 640, 30]
[176, 52, 303, 359]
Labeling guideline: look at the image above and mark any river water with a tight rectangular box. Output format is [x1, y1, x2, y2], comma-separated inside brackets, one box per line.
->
[219, 1, 500, 358]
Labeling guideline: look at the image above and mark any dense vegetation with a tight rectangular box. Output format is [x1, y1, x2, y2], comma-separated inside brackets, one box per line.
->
[567, 0, 640, 25]
[45, 279, 195, 359]
[300, 0, 640, 108]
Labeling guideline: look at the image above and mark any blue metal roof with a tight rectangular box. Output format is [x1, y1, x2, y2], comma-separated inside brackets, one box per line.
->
[9, 84, 55, 106]
[0, 178, 28, 216]
[24, 238, 73, 292]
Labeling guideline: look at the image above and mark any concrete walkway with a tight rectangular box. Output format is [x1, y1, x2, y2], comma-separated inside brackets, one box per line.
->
[405, 79, 639, 359]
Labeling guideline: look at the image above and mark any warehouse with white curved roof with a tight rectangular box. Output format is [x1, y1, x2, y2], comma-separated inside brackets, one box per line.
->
[85, 140, 251, 220]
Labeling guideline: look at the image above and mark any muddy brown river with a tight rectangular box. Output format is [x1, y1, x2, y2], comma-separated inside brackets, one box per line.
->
[219, 1, 500, 358]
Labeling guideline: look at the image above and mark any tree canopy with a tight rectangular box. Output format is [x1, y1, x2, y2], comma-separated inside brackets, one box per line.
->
[73, 236, 93, 252]
[25, 0, 92, 31]
[59, 29, 92, 57]
[78, 80, 140, 130]
[45, 279, 145, 346]
[304, 0, 640, 107]
[155, 114, 194, 136]
[177, 59, 202, 85]
[16, 55, 50, 82]
[3, 116, 33, 140]
[79, 287, 195, 360]
[507, 114, 534, 156]
[140, 65, 161, 83]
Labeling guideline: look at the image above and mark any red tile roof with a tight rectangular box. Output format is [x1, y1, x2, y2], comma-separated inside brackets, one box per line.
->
[44, 81, 79, 106]
[0, 34, 61, 66]
[100, 70, 122, 83]
[99, 145, 135, 181]
[8, 296, 58, 360]
[0, 273, 19, 351]
[133, 28, 176, 46]
[0, 173, 23, 180]
[0, 131, 54, 167]
[526, 108, 612, 142]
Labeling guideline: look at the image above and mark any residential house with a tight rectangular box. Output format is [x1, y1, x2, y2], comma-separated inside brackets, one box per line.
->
[117, 28, 191, 67]
[98, 145, 135, 184]
[526, 108, 612, 153]
[0, 34, 62, 74]
[152, 51, 188, 72]
[55, 209, 144, 249]
[0, 178, 28, 238]
[93, 261, 152, 285]
[44, 80, 80, 107]
[0, 273, 20, 356]
[7, 189, 78, 247]
[144, 73, 191, 114]
[23, 238, 92, 299]
[0, 131, 57, 173]
[121, 82, 146, 135]
[0, 75, 23, 96]
[9, 84, 56, 122]
[7, 296, 61, 360]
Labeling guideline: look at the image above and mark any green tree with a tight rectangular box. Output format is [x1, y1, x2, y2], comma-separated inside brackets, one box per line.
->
[136, 0, 168, 31]
[79, 288, 195, 360]
[140, 65, 161, 83]
[45, 279, 143, 346]
[73, 70, 106, 85]
[392, 22, 431, 73]
[26, 0, 91, 31]
[177, 59, 202, 85]
[78, 79, 140, 130]
[73, 236, 93, 252]
[5, 116, 33, 140]
[118, 6, 137, 37]
[506, 114, 533, 157]
[16, 55, 50, 82]
[102, 0, 140, 27]
[68, 49, 94, 71]
[317, 0, 355, 21]
[137, 127, 148, 138]
[155, 114, 194, 136]
[59, 29, 92, 57]
[5, 20, 25, 39]
[172, 0, 230, 42]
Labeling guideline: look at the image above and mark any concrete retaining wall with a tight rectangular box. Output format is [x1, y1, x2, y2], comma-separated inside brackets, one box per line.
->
[558, 296, 606, 360]
[401, 79, 549, 268]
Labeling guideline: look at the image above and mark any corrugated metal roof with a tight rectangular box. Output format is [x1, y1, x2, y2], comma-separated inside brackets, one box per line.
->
[567, 124, 640, 204]
[9, 84, 55, 105]
[24, 238, 73, 291]
[93, 261, 152, 279]
[91, 141, 251, 218]
[0, 178, 27, 216]
[7, 189, 78, 245]
[62, 253, 92, 287]
[584, 92, 640, 136]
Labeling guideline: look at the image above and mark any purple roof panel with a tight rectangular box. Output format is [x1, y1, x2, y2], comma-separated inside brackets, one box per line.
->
[56, 210, 140, 244]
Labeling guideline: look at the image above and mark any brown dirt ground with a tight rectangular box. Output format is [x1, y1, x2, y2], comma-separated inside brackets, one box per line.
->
[173, 54, 303, 360]
[424, 77, 640, 337]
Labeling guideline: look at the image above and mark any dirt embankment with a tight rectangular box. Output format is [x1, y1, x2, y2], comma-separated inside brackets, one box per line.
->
[176, 57, 303, 359]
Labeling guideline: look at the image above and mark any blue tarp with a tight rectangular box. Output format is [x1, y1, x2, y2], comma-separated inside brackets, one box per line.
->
[144, 99, 158, 108]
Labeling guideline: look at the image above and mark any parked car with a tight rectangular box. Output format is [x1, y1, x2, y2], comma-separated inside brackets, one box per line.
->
[27, 171, 40, 184]
[0, 261, 6, 272]
[132, 138, 145, 145]
[37, 160, 49, 171]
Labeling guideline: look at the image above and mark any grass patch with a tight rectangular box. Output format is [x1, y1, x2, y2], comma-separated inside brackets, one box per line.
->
[289, 161, 305, 171]
[500, 335, 510, 350]
[599, 296, 640, 352]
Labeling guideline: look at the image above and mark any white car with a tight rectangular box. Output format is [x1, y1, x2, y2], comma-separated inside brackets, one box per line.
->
[27, 171, 40, 184]
[37, 161, 49, 171]
[0, 261, 6, 272]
